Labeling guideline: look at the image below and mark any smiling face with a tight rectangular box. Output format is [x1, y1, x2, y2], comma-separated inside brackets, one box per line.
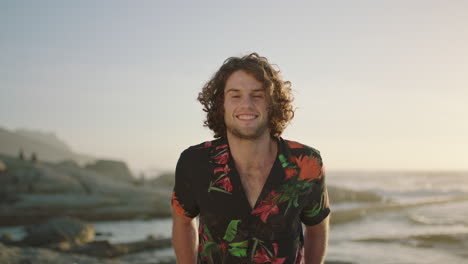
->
[223, 70, 270, 140]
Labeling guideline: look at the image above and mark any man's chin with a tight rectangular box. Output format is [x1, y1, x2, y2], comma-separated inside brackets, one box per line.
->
[227, 127, 268, 141]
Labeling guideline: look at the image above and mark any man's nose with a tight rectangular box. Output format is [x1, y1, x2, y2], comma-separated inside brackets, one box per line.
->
[239, 95, 255, 107]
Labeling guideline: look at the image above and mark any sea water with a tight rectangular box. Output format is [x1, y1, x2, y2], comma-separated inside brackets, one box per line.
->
[2, 170, 467, 263]
[326, 170, 468, 264]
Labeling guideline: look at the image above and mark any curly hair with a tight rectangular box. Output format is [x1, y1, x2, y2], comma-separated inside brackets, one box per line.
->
[197, 53, 294, 138]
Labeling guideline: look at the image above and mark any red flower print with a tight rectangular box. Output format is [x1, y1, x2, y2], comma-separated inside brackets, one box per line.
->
[202, 232, 209, 242]
[287, 141, 303, 149]
[252, 191, 280, 223]
[294, 246, 303, 264]
[253, 243, 285, 264]
[271, 243, 286, 264]
[198, 242, 203, 254]
[171, 192, 190, 220]
[290, 155, 297, 163]
[215, 176, 233, 192]
[199, 222, 209, 242]
[221, 242, 227, 253]
[214, 164, 230, 175]
[214, 151, 229, 165]
[197, 141, 212, 149]
[216, 144, 228, 150]
[284, 168, 297, 180]
[296, 155, 322, 182]
[200, 234, 208, 243]
[253, 246, 270, 263]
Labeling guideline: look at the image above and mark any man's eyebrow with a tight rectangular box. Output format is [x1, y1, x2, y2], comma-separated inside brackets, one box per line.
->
[225, 88, 240, 93]
[224, 88, 265, 93]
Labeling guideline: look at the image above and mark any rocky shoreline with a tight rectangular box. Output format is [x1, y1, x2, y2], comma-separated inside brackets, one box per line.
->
[0, 216, 175, 264]
[0, 153, 172, 227]
[0, 153, 383, 264]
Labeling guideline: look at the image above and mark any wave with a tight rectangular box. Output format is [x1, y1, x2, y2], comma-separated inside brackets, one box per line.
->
[328, 185, 383, 204]
[407, 200, 468, 227]
[354, 232, 468, 245]
[353, 232, 468, 259]
[330, 194, 468, 225]
[408, 213, 468, 226]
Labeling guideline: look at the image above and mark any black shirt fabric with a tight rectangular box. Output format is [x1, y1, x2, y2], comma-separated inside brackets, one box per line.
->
[172, 137, 330, 264]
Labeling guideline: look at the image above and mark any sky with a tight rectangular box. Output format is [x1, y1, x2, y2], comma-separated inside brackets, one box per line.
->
[1, 0, 467, 175]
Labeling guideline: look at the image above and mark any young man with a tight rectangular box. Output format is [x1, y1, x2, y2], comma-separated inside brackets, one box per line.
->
[172, 53, 330, 264]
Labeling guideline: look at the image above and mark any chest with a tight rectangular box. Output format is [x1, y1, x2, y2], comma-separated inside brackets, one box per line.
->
[237, 166, 271, 209]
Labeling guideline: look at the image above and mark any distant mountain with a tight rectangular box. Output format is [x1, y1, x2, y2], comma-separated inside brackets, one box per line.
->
[0, 126, 96, 166]
[15, 128, 72, 152]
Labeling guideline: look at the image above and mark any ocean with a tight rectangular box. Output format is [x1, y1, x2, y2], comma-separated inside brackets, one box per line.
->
[2, 170, 467, 263]
[326, 170, 468, 264]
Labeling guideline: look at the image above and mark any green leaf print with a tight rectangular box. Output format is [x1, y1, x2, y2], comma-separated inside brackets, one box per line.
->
[229, 240, 248, 248]
[208, 186, 232, 194]
[203, 223, 214, 241]
[228, 240, 248, 257]
[293, 196, 299, 208]
[303, 204, 321, 218]
[279, 154, 289, 168]
[223, 220, 241, 242]
[201, 241, 221, 257]
[250, 238, 260, 260]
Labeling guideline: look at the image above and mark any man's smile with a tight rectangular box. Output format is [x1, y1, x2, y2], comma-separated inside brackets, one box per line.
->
[236, 114, 258, 120]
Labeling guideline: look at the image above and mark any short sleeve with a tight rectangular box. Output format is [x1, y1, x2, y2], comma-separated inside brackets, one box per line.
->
[171, 150, 200, 219]
[300, 164, 331, 226]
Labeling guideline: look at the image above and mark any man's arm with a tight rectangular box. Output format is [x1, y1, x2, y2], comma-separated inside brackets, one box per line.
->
[303, 215, 330, 264]
[172, 210, 198, 264]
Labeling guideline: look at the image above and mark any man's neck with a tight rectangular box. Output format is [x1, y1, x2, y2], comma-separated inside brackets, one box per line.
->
[227, 132, 278, 170]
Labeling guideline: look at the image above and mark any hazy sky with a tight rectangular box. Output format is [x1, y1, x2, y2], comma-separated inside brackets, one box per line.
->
[1, 0, 467, 174]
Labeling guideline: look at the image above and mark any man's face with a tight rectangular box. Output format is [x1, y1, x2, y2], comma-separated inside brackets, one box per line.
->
[223, 70, 269, 140]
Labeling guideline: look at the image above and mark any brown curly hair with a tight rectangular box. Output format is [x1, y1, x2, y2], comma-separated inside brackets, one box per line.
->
[197, 53, 294, 138]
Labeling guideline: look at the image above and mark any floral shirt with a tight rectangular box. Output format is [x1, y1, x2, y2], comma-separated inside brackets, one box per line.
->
[172, 137, 330, 264]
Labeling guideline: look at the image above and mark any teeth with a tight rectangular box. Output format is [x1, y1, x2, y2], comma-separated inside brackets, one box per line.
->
[237, 115, 256, 120]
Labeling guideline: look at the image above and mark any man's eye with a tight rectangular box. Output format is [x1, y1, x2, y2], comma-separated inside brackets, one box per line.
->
[253, 95, 264, 98]
[232, 95, 240, 98]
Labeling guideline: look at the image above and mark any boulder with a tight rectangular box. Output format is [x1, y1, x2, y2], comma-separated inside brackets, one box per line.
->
[0, 242, 133, 264]
[22, 217, 95, 247]
[84, 160, 133, 182]
[149, 172, 175, 189]
[56, 160, 80, 169]
[67, 237, 172, 258]
[0, 160, 7, 173]
[0, 153, 172, 226]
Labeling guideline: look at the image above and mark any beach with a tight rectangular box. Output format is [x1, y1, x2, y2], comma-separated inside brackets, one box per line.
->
[2, 170, 467, 263]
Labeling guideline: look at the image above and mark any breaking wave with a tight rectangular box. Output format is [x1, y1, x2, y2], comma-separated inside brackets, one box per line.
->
[330, 193, 468, 225]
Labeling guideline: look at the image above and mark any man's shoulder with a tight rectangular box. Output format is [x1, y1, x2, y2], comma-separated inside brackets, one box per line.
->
[282, 138, 322, 157]
[179, 138, 225, 158]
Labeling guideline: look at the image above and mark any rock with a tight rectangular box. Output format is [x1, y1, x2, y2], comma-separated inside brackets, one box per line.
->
[0, 156, 85, 195]
[67, 237, 172, 258]
[0, 242, 131, 264]
[117, 237, 172, 255]
[56, 160, 81, 169]
[0, 232, 13, 243]
[0, 160, 7, 173]
[22, 217, 95, 247]
[68, 240, 122, 258]
[149, 172, 175, 189]
[84, 160, 134, 182]
[0, 153, 173, 227]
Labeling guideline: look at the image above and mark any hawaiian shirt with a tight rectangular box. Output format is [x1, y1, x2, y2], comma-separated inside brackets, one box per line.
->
[172, 137, 330, 264]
